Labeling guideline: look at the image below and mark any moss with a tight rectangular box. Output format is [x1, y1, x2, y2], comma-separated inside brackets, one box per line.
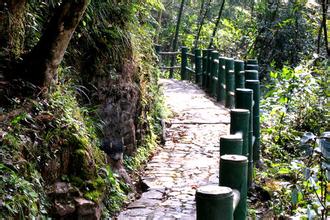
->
[2, 133, 21, 150]
[84, 190, 103, 203]
[69, 176, 85, 188]
[73, 149, 95, 179]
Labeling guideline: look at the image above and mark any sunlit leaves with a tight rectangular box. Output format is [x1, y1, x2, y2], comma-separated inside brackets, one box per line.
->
[259, 60, 328, 217]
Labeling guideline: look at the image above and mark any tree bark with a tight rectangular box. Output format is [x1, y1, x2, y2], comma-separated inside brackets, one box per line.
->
[21, 0, 89, 88]
[169, 0, 185, 78]
[0, 0, 26, 50]
[208, 0, 226, 49]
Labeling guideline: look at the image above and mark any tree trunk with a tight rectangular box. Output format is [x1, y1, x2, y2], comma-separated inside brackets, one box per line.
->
[321, 0, 329, 56]
[208, 0, 226, 49]
[194, 0, 205, 48]
[21, 0, 89, 88]
[194, 0, 212, 49]
[0, 0, 27, 78]
[198, 0, 206, 19]
[169, 0, 185, 78]
[155, 10, 163, 44]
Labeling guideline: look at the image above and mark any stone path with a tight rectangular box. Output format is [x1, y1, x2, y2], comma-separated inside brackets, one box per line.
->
[118, 79, 230, 219]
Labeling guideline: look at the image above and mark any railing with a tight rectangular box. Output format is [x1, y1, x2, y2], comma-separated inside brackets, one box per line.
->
[155, 45, 261, 219]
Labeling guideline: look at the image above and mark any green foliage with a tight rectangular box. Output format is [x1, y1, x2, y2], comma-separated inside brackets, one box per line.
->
[123, 0, 168, 170]
[214, 6, 255, 58]
[0, 163, 49, 219]
[252, 0, 319, 71]
[261, 60, 328, 157]
[100, 166, 128, 218]
[257, 59, 329, 218]
[0, 82, 108, 217]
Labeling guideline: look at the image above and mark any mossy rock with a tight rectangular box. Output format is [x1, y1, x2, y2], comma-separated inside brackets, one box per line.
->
[72, 148, 97, 180]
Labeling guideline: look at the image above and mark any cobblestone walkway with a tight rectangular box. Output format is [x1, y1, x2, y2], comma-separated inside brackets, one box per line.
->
[118, 79, 230, 220]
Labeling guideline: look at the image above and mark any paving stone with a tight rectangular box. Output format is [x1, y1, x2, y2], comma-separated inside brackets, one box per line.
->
[128, 198, 161, 208]
[141, 190, 164, 200]
[119, 208, 153, 218]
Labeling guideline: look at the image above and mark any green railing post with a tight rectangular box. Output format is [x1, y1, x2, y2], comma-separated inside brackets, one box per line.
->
[154, 45, 162, 67]
[245, 64, 258, 71]
[220, 135, 243, 156]
[181, 47, 188, 80]
[217, 57, 226, 104]
[230, 109, 250, 160]
[246, 59, 258, 65]
[246, 80, 261, 166]
[245, 59, 258, 70]
[196, 185, 234, 220]
[245, 70, 258, 80]
[155, 44, 161, 55]
[211, 51, 219, 97]
[220, 155, 248, 220]
[236, 88, 254, 188]
[225, 58, 235, 109]
[206, 49, 212, 93]
[195, 49, 202, 85]
[202, 49, 208, 89]
[234, 60, 245, 89]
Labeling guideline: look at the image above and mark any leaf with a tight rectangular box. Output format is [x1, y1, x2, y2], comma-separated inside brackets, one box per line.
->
[270, 71, 278, 79]
[304, 168, 311, 180]
[291, 186, 298, 206]
[278, 167, 290, 175]
[279, 96, 288, 104]
[308, 177, 316, 188]
[307, 205, 316, 220]
[300, 132, 315, 145]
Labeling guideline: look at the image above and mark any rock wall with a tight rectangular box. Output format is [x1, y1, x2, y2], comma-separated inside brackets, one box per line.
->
[100, 82, 139, 155]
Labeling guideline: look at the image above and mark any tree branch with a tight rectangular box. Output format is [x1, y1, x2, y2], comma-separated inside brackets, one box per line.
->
[208, 0, 226, 49]
[21, 0, 89, 88]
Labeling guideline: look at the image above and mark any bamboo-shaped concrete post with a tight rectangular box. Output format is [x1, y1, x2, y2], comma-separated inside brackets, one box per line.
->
[220, 135, 243, 156]
[234, 60, 245, 89]
[211, 51, 219, 97]
[202, 49, 208, 88]
[195, 49, 202, 85]
[196, 185, 234, 220]
[220, 155, 248, 220]
[246, 59, 258, 65]
[245, 59, 258, 70]
[246, 80, 261, 166]
[181, 47, 188, 80]
[225, 58, 235, 109]
[230, 109, 250, 159]
[154, 45, 162, 68]
[155, 44, 161, 55]
[245, 64, 258, 71]
[245, 70, 258, 80]
[217, 57, 226, 104]
[236, 88, 254, 188]
[206, 49, 213, 93]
